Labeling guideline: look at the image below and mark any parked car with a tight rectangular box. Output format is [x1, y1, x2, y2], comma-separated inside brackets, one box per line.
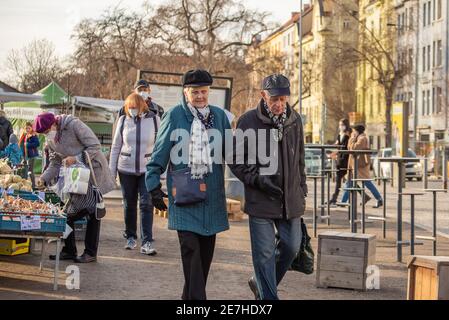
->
[372, 148, 423, 181]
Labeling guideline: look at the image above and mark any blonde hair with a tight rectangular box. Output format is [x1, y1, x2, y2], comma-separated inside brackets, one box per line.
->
[124, 93, 148, 117]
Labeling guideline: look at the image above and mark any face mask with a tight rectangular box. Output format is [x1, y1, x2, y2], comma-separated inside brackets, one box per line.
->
[46, 130, 56, 142]
[139, 92, 149, 100]
[129, 109, 139, 118]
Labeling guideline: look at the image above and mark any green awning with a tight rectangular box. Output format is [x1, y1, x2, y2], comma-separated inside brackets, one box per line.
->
[34, 81, 67, 105]
[86, 122, 112, 136]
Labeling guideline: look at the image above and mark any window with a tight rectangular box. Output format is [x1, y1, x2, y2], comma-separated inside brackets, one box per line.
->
[437, 87, 443, 113]
[409, 48, 414, 70]
[423, 47, 426, 71]
[343, 20, 350, 29]
[427, 90, 431, 115]
[423, 2, 427, 27]
[370, 94, 374, 117]
[410, 8, 414, 28]
[378, 93, 382, 114]
[432, 87, 436, 113]
[427, 45, 431, 71]
[422, 91, 426, 115]
[428, 1, 432, 25]
[437, 0, 442, 19]
[433, 0, 436, 21]
[437, 40, 442, 66]
[433, 41, 436, 68]
[409, 92, 414, 115]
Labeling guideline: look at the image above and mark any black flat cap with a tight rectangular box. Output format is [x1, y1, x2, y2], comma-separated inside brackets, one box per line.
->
[262, 74, 291, 96]
[134, 79, 149, 89]
[182, 69, 213, 87]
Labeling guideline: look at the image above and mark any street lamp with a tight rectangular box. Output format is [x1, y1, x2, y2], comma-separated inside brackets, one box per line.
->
[298, 0, 303, 116]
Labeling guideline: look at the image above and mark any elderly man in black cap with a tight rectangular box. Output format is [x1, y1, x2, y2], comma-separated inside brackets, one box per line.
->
[230, 74, 308, 300]
[146, 69, 231, 300]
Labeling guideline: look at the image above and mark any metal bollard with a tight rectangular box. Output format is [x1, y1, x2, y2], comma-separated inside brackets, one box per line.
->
[444, 151, 448, 190]
[424, 158, 428, 190]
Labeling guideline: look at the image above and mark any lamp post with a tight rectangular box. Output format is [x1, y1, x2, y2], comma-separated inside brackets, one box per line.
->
[298, 0, 303, 115]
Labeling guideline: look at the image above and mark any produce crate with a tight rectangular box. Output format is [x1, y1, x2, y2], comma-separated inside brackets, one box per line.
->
[0, 237, 30, 256]
[0, 213, 66, 234]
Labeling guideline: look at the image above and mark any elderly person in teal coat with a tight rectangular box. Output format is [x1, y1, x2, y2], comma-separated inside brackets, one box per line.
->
[146, 69, 231, 300]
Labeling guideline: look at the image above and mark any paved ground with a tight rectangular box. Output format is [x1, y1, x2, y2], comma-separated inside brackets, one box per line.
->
[1, 187, 449, 300]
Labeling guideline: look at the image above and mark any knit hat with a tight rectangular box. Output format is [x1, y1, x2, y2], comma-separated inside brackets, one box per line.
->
[33, 112, 56, 133]
[9, 134, 18, 144]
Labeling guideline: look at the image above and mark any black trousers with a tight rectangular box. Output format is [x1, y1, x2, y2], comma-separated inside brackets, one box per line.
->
[63, 209, 101, 257]
[331, 168, 347, 202]
[177, 231, 216, 300]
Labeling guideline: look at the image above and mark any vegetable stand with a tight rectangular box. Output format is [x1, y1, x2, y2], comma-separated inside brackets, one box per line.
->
[0, 192, 66, 290]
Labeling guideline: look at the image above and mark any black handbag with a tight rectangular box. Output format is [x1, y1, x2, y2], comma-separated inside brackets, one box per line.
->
[170, 167, 207, 206]
[290, 218, 315, 274]
[84, 151, 106, 220]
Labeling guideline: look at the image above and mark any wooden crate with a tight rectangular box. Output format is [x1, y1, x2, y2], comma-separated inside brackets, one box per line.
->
[316, 231, 376, 291]
[407, 256, 449, 300]
[227, 199, 244, 222]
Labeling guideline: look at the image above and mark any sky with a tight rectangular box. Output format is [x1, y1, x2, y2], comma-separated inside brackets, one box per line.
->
[0, 0, 309, 82]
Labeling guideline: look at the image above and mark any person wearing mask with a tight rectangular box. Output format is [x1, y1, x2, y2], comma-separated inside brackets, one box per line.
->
[0, 111, 13, 151]
[19, 122, 40, 189]
[327, 119, 355, 205]
[146, 69, 231, 300]
[34, 112, 116, 263]
[118, 80, 164, 118]
[229, 74, 307, 300]
[340, 124, 383, 208]
[0, 133, 22, 167]
[109, 93, 160, 255]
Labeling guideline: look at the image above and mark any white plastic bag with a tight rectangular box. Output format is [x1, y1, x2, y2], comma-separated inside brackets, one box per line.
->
[64, 165, 90, 195]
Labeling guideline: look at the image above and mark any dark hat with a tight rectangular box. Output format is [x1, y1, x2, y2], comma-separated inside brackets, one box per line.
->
[182, 69, 213, 87]
[134, 79, 150, 89]
[262, 74, 291, 96]
[352, 124, 366, 133]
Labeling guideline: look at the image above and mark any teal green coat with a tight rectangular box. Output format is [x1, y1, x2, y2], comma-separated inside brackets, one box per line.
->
[145, 99, 231, 236]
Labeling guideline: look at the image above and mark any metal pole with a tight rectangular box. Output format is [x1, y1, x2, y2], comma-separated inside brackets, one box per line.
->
[433, 192, 437, 256]
[410, 195, 415, 255]
[362, 184, 366, 233]
[321, 148, 325, 219]
[383, 178, 387, 239]
[397, 163, 403, 262]
[443, 148, 447, 190]
[327, 171, 331, 226]
[424, 158, 428, 190]
[352, 155, 359, 233]
[313, 177, 317, 238]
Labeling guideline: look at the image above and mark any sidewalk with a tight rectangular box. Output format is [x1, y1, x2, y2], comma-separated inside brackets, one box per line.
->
[1, 196, 449, 300]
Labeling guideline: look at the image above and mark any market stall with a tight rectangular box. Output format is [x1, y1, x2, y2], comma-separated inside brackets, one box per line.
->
[0, 159, 67, 290]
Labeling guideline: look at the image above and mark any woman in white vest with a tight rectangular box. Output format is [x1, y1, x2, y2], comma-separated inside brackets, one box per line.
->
[109, 93, 160, 255]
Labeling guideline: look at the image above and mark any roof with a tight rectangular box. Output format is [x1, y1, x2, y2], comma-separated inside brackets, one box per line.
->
[0, 81, 20, 93]
[255, 5, 315, 47]
[72, 96, 124, 113]
[34, 81, 67, 105]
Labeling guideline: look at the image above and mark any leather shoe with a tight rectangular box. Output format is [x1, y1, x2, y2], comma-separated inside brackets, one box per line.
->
[248, 276, 261, 300]
[49, 251, 76, 261]
[74, 253, 97, 263]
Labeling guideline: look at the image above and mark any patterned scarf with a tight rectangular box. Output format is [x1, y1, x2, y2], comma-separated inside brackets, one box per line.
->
[187, 104, 214, 179]
[263, 100, 287, 142]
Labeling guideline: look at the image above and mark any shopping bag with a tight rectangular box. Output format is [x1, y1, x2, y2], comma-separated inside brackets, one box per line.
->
[64, 165, 90, 195]
[290, 218, 315, 274]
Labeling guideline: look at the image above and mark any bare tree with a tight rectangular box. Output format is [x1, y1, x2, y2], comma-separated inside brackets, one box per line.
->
[6, 39, 61, 93]
[331, 0, 403, 147]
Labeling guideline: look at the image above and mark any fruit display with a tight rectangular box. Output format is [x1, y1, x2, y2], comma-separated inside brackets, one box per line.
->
[0, 159, 12, 174]
[0, 194, 63, 216]
[0, 174, 33, 192]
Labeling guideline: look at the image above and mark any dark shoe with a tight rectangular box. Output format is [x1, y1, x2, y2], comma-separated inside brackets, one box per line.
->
[361, 194, 372, 206]
[49, 251, 77, 261]
[74, 253, 97, 263]
[373, 199, 383, 208]
[325, 199, 337, 206]
[248, 276, 261, 300]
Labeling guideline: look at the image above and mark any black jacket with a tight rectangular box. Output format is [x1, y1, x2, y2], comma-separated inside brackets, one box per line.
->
[336, 133, 350, 169]
[229, 100, 308, 220]
[0, 117, 13, 150]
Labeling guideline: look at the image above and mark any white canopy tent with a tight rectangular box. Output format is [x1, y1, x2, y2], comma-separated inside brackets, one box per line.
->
[0, 91, 44, 103]
[71, 96, 123, 113]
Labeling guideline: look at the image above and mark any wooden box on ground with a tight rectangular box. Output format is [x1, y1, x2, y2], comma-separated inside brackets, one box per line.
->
[407, 256, 449, 300]
[316, 231, 376, 291]
[227, 199, 244, 222]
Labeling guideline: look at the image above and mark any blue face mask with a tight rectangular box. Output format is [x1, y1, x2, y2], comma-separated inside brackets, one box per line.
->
[129, 109, 139, 118]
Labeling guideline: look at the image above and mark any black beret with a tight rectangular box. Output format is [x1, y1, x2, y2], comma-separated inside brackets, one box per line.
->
[182, 69, 213, 87]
